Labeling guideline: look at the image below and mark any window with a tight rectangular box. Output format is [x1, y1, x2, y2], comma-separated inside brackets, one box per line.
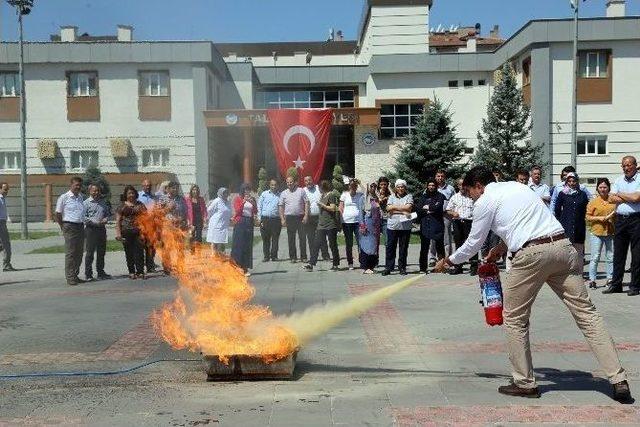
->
[522, 57, 531, 85]
[142, 149, 169, 168]
[478, 79, 486, 86]
[0, 73, 20, 97]
[448, 80, 458, 88]
[68, 72, 98, 97]
[256, 89, 355, 109]
[579, 51, 609, 78]
[577, 137, 607, 156]
[70, 150, 98, 170]
[0, 152, 21, 170]
[463, 80, 473, 88]
[585, 178, 597, 185]
[380, 103, 424, 139]
[139, 71, 170, 96]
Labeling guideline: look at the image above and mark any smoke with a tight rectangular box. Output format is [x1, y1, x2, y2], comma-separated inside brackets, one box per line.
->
[280, 274, 424, 346]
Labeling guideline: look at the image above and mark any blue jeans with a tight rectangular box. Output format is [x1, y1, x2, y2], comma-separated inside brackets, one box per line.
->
[589, 233, 613, 281]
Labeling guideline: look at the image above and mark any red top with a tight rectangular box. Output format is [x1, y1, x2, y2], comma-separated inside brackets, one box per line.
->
[232, 195, 257, 223]
[183, 196, 207, 226]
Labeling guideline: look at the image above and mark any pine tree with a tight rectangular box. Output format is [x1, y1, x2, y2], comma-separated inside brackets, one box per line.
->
[286, 167, 299, 183]
[331, 164, 344, 194]
[257, 167, 268, 194]
[387, 97, 465, 193]
[82, 166, 111, 205]
[474, 63, 544, 178]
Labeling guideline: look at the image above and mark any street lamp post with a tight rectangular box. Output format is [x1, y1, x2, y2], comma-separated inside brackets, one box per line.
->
[7, 0, 33, 239]
[570, 0, 581, 169]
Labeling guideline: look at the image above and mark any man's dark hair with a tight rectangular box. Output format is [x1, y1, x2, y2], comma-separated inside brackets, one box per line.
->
[516, 169, 530, 178]
[463, 166, 496, 188]
[561, 165, 576, 175]
[319, 180, 332, 192]
[167, 181, 179, 189]
[435, 170, 446, 176]
[531, 165, 542, 173]
[70, 176, 83, 184]
[378, 176, 390, 185]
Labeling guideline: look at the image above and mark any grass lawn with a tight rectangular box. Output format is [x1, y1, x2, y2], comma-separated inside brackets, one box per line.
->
[28, 240, 124, 254]
[336, 233, 421, 246]
[28, 236, 263, 255]
[9, 231, 59, 240]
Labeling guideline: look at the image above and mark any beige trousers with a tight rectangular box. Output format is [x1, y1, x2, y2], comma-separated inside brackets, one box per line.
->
[503, 239, 626, 388]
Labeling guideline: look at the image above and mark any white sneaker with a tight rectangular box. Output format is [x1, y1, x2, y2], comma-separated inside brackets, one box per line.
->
[244, 272, 251, 277]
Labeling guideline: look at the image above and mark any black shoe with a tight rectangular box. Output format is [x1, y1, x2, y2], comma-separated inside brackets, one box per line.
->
[3, 265, 17, 272]
[146, 266, 157, 274]
[330, 265, 339, 271]
[97, 273, 112, 280]
[399, 270, 408, 276]
[271, 257, 280, 262]
[85, 276, 95, 282]
[302, 264, 313, 272]
[613, 380, 633, 404]
[627, 289, 640, 297]
[262, 258, 270, 263]
[603, 286, 624, 294]
[75, 277, 87, 284]
[449, 268, 463, 276]
[381, 270, 391, 276]
[498, 382, 541, 398]
[469, 267, 478, 276]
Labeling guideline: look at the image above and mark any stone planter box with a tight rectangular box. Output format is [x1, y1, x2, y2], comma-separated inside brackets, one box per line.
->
[110, 138, 131, 158]
[37, 139, 58, 160]
[203, 352, 297, 381]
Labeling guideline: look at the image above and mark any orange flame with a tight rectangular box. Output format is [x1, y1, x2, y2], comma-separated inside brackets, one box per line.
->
[139, 208, 298, 364]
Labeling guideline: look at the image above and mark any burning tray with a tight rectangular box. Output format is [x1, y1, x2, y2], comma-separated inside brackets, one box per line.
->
[203, 352, 297, 381]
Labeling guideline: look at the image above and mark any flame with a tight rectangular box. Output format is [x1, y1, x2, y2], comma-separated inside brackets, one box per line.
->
[140, 207, 423, 365]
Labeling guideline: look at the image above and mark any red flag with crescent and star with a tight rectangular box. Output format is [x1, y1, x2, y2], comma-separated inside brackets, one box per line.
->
[267, 109, 333, 185]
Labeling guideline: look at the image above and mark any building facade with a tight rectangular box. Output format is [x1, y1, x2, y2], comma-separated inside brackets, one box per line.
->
[0, 0, 638, 220]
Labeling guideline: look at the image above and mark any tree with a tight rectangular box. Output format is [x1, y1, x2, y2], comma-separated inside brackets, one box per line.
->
[286, 167, 299, 183]
[82, 166, 111, 205]
[257, 167, 268, 194]
[331, 164, 344, 194]
[473, 63, 544, 178]
[387, 97, 465, 193]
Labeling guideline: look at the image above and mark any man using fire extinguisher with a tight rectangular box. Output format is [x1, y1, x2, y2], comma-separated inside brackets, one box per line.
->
[435, 166, 632, 404]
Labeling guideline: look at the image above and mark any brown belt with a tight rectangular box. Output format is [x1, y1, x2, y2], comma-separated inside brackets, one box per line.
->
[522, 233, 567, 249]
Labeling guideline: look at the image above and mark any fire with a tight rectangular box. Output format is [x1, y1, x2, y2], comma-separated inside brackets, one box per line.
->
[140, 207, 424, 365]
[139, 208, 298, 364]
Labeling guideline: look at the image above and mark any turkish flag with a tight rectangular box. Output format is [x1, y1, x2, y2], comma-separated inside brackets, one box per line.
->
[267, 109, 333, 185]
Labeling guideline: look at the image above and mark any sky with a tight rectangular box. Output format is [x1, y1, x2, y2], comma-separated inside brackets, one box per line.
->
[1, 0, 639, 43]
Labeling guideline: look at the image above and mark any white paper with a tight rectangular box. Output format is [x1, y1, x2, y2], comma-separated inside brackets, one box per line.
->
[399, 212, 418, 222]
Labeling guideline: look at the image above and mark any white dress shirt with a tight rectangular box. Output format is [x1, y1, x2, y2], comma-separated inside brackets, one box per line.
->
[449, 182, 565, 265]
[304, 185, 322, 216]
[447, 192, 474, 220]
[55, 190, 85, 223]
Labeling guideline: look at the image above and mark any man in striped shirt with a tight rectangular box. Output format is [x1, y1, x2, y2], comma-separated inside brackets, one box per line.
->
[446, 179, 477, 275]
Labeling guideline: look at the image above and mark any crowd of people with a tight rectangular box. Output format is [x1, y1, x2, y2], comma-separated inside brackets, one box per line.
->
[11, 154, 631, 295]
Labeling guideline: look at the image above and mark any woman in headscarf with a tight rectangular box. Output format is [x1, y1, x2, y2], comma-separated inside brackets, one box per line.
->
[416, 177, 446, 274]
[206, 187, 232, 253]
[231, 183, 257, 276]
[382, 179, 414, 276]
[359, 182, 382, 274]
[555, 172, 589, 271]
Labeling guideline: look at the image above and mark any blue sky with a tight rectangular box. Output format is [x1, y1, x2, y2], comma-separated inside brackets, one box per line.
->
[1, 0, 639, 43]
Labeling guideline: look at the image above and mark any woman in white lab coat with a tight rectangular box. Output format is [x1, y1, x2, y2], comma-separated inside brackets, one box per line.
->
[206, 187, 232, 253]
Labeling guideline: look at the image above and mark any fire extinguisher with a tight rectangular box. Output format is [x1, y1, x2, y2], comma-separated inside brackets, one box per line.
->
[477, 262, 504, 326]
